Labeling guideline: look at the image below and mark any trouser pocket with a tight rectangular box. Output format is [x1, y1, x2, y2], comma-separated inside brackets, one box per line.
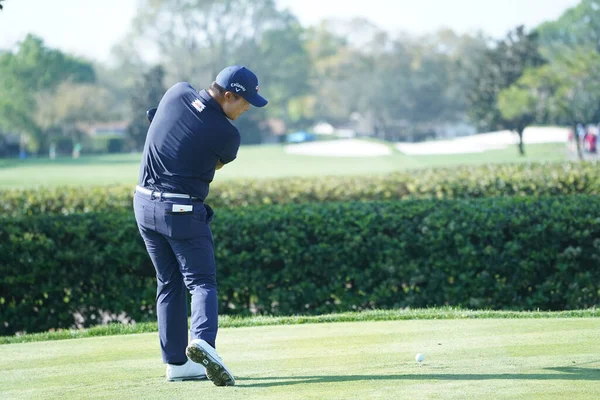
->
[133, 193, 156, 230]
[157, 202, 209, 240]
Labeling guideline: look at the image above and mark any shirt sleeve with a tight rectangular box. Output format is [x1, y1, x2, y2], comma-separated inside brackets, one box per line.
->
[214, 127, 241, 165]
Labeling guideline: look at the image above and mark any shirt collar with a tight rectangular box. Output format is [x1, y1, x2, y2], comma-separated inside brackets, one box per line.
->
[198, 89, 226, 115]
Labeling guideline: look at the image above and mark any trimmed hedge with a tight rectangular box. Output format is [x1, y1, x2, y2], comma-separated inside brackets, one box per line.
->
[1, 196, 599, 335]
[1, 161, 599, 218]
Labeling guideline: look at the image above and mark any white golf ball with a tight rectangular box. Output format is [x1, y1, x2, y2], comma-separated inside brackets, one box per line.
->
[415, 353, 424, 363]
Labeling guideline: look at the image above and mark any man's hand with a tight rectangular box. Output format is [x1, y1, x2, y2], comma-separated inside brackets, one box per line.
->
[216, 160, 224, 170]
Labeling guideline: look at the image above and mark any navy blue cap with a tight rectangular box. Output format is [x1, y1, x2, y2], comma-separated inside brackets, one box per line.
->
[215, 65, 268, 108]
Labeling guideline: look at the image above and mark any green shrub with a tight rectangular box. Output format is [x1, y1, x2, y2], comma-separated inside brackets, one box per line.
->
[1, 196, 599, 335]
[1, 162, 599, 218]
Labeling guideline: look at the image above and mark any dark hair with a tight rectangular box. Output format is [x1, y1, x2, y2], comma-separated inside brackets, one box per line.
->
[209, 81, 241, 100]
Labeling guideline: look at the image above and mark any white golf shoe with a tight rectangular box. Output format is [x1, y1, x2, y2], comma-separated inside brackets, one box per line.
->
[186, 339, 235, 386]
[165, 359, 207, 382]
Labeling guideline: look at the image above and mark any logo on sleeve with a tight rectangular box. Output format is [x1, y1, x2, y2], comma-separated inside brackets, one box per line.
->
[191, 99, 206, 113]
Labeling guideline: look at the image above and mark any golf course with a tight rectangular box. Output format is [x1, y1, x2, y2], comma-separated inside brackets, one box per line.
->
[4, 0, 600, 396]
[1, 310, 598, 399]
[1, 137, 598, 399]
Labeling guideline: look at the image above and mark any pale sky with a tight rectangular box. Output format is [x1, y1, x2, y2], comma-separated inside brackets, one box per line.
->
[0, 0, 581, 63]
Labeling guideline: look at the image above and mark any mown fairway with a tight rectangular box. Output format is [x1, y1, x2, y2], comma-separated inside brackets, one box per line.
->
[0, 142, 567, 189]
[1, 317, 598, 400]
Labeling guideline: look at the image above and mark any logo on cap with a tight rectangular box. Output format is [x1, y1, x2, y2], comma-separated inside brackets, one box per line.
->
[256, 85, 259, 92]
[231, 82, 246, 92]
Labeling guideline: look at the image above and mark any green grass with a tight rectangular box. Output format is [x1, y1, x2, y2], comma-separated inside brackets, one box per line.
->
[1, 316, 598, 399]
[0, 142, 567, 189]
[3, 308, 599, 345]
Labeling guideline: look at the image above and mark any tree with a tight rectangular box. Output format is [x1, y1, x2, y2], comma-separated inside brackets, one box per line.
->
[92, 62, 130, 120]
[114, 0, 312, 138]
[125, 0, 284, 79]
[499, 48, 600, 160]
[241, 20, 312, 126]
[304, 19, 411, 139]
[304, 22, 489, 142]
[465, 25, 546, 155]
[537, 0, 600, 56]
[0, 34, 96, 153]
[535, 0, 600, 159]
[546, 49, 600, 160]
[35, 82, 116, 147]
[303, 20, 357, 124]
[126, 65, 166, 151]
[497, 84, 538, 155]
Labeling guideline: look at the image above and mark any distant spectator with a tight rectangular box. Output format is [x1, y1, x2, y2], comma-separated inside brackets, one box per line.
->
[584, 129, 597, 153]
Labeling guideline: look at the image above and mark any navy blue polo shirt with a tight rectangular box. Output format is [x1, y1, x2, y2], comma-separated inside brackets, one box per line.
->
[138, 82, 241, 201]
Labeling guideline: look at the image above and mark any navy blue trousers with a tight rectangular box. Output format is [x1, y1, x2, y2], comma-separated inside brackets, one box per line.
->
[133, 191, 218, 365]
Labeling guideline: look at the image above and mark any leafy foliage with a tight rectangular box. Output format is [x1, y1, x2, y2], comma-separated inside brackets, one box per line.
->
[1, 162, 598, 218]
[536, 0, 600, 56]
[465, 26, 546, 155]
[125, 65, 166, 151]
[2, 196, 599, 334]
[0, 35, 96, 152]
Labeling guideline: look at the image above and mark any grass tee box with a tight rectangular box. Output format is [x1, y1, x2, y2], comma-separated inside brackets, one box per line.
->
[1, 316, 598, 400]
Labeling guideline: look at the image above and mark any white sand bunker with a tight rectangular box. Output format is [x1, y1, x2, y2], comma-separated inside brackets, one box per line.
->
[285, 139, 392, 157]
[396, 127, 569, 155]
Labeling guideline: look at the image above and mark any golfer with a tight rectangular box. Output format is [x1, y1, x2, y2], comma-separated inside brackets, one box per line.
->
[133, 66, 268, 386]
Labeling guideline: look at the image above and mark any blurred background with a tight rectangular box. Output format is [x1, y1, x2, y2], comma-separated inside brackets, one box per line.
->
[1, 0, 598, 188]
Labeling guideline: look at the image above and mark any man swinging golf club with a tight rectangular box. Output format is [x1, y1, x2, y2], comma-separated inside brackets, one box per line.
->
[134, 66, 268, 385]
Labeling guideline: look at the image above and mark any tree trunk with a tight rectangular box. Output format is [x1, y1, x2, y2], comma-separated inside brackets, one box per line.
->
[574, 124, 584, 161]
[516, 129, 525, 156]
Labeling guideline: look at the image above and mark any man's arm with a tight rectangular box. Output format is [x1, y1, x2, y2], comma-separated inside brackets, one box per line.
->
[214, 129, 240, 171]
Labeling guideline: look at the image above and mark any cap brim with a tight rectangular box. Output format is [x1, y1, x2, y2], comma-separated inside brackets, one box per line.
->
[246, 93, 268, 108]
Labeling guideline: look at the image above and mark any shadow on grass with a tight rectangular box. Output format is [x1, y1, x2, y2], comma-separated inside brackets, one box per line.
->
[236, 367, 600, 388]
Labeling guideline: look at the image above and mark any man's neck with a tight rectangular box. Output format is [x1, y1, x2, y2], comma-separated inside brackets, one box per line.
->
[207, 89, 225, 108]
[206, 89, 228, 117]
